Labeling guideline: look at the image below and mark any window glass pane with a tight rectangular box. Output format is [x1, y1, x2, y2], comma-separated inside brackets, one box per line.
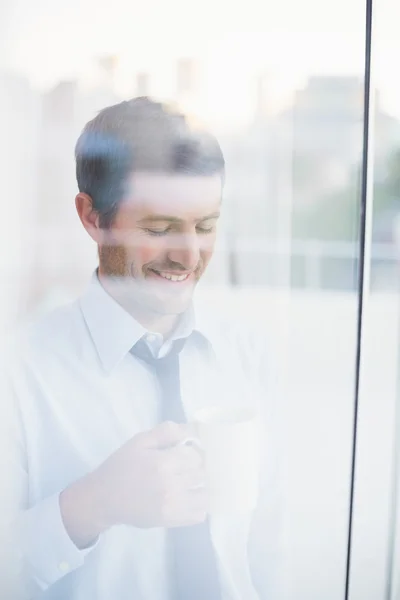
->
[0, 1, 369, 599]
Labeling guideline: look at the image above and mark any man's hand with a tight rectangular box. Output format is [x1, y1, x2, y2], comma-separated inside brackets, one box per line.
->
[60, 422, 206, 549]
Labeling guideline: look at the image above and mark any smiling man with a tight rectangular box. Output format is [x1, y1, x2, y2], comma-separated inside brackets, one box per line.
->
[3, 98, 283, 600]
[88, 174, 221, 331]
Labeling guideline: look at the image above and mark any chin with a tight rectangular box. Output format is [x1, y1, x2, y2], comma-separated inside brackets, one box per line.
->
[150, 294, 193, 316]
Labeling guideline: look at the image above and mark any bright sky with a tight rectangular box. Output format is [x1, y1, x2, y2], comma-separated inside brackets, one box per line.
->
[2, 0, 400, 127]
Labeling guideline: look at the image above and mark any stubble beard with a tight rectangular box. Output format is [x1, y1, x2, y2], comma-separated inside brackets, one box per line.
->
[98, 244, 196, 320]
[98, 244, 130, 279]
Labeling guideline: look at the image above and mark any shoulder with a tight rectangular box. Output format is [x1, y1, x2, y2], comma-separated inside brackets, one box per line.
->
[0, 299, 84, 381]
[196, 305, 273, 370]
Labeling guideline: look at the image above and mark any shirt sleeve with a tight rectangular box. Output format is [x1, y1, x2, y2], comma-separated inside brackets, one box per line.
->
[0, 350, 97, 599]
[18, 493, 96, 594]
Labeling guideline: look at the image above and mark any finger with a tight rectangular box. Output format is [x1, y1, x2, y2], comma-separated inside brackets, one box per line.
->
[181, 468, 206, 490]
[175, 423, 199, 444]
[167, 512, 207, 528]
[140, 421, 188, 450]
[187, 487, 209, 512]
[175, 488, 209, 513]
[165, 490, 208, 527]
[182, 422, 198, 439]
[165, 444, 203, 473]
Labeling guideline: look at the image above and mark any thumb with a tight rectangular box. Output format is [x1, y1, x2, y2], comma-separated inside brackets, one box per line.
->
[142, 421, 190, 449]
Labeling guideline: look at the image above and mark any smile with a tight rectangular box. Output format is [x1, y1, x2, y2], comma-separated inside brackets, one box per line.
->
[150, 270, 191, 282]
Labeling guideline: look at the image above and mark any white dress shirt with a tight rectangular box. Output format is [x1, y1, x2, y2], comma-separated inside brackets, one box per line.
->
[1, 274, 284, 600]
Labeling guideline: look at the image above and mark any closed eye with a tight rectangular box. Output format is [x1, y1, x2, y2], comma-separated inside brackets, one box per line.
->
[196, 226, 215, 234]
[144, 228, 170, 236]
[145, 226, 215, 236]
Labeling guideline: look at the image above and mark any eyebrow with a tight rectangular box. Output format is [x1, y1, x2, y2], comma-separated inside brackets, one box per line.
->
[138, 211, 221, 224]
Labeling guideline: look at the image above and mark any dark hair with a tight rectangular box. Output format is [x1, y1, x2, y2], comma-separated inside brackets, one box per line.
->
[75, 97, 225, 228]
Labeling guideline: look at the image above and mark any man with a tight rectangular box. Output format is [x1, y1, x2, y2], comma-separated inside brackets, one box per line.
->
[2, 98, 283, 599]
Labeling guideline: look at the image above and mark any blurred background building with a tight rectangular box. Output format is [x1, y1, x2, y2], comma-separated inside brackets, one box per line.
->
[17, 60, 400, 309]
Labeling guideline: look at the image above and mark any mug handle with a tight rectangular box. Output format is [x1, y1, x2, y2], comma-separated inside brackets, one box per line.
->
[176, 437, 205, 490]
[177, 436, 202, 450]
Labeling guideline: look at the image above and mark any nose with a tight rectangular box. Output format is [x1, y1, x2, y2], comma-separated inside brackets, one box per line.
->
[167, 232, 201, 271]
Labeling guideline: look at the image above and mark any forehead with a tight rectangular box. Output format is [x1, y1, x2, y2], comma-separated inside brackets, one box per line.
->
[124, 172, 222, 219]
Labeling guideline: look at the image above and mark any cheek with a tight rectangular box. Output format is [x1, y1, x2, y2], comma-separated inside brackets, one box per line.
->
[130, 238, 166, 268]
[200, 236, 216, 263]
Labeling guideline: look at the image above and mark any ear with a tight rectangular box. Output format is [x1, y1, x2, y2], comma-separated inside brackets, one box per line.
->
[75, 193, 103, 244]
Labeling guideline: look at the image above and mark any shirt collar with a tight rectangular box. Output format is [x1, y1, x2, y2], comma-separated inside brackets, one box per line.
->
[79, 272, 211, 373]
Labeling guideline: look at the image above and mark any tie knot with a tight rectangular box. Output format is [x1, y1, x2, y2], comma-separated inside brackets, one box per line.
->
[131, 336, 186, 366]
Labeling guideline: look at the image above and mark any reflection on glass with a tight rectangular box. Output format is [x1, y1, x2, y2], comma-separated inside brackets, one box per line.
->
[0, 1, 390, 599]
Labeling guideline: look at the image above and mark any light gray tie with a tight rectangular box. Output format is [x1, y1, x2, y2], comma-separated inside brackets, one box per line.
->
[131, 337, 222, 600]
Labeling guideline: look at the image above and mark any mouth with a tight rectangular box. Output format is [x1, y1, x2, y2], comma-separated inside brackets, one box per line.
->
[148, 269, 193, 283]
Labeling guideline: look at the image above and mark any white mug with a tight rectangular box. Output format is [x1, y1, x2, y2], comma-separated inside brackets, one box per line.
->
[193, 406, 261, 514]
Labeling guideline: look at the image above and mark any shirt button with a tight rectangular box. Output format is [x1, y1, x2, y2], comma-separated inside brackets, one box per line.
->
[58, 561, 71, 573]
[146, 334, 157, 344]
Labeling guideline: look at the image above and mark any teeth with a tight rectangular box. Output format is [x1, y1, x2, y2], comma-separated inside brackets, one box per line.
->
[158, 272, 188, 282]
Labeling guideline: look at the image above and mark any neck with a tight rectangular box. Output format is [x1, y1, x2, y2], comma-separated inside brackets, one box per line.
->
[98, 270, 179, 336]
[130, 309, 179, 337]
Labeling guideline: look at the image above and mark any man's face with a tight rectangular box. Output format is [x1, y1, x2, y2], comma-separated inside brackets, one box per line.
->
[99, 172, 222, 317]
